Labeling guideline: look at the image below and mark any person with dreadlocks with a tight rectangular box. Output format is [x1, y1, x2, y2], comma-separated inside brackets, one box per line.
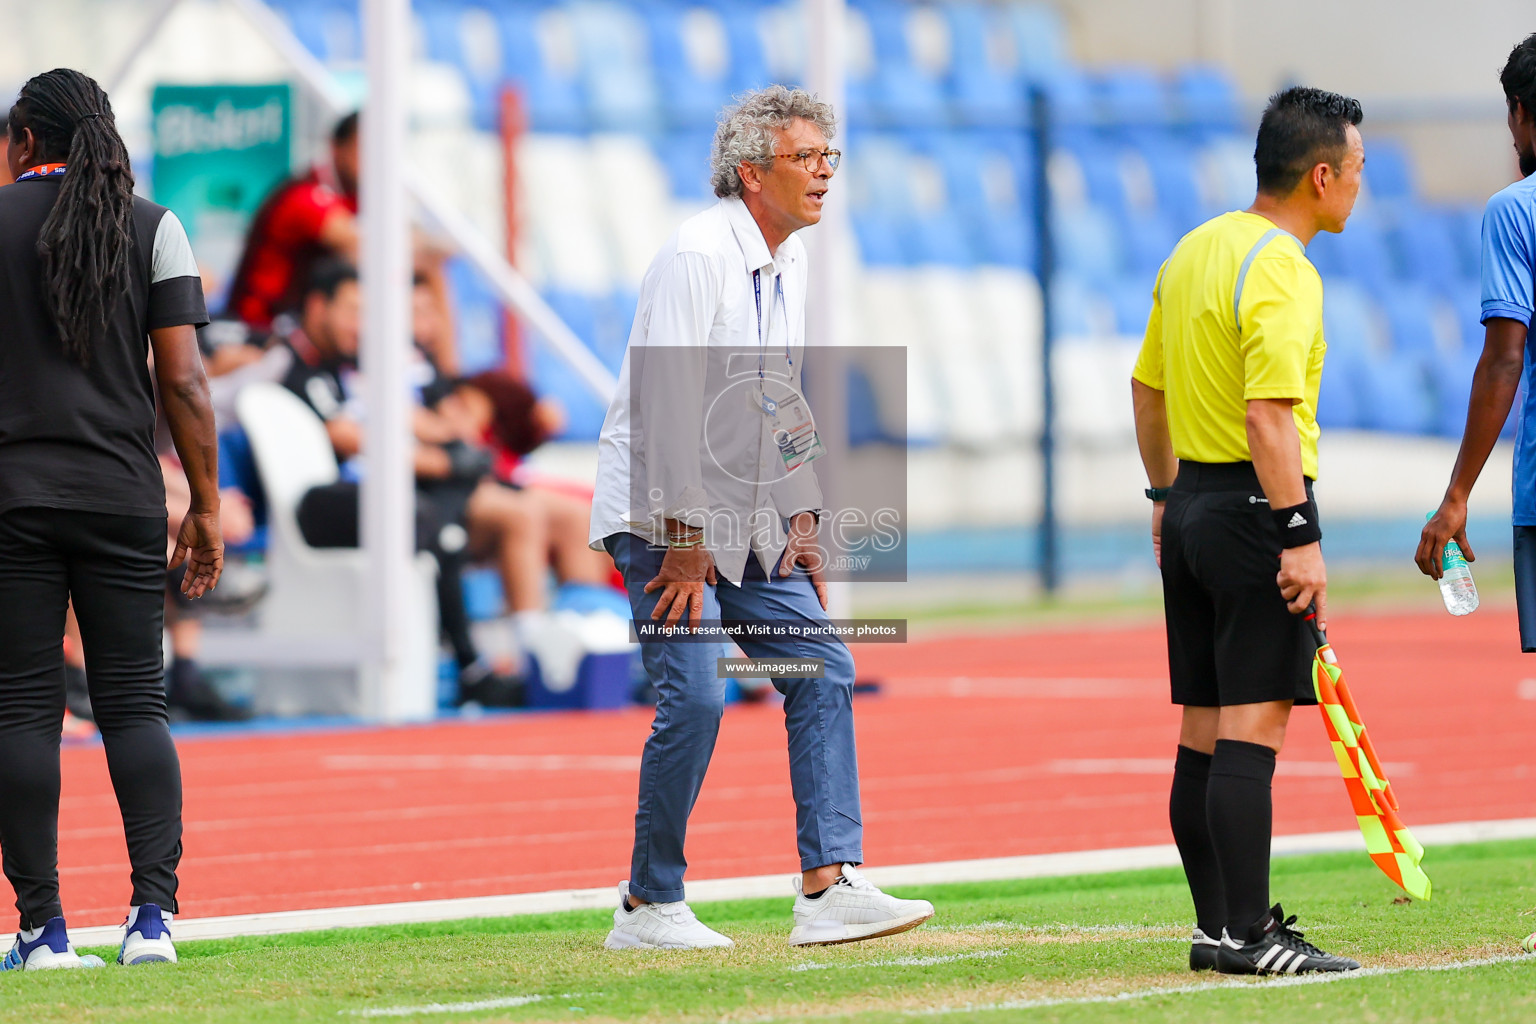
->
[0, 68, 221, 969]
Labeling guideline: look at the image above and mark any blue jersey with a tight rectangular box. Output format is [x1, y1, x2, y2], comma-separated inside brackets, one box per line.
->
[1482, 174, 1536, 524]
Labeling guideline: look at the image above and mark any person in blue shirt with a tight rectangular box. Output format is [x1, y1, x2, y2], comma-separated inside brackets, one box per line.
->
[1419, 33, 1536, 647]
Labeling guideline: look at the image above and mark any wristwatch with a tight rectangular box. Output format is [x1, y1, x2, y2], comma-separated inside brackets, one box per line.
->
[1145, 487, 1171, 502]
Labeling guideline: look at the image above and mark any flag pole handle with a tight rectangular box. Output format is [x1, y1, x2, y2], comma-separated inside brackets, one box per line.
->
[1303, 603, 1327, 648]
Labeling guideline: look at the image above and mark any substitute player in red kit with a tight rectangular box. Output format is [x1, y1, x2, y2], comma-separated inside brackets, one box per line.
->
[1132, 87, 1366, 976]
[224, 111, 360, 330]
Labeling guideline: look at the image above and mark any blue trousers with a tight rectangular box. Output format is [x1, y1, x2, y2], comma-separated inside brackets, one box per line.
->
[606, 532, 863, 902]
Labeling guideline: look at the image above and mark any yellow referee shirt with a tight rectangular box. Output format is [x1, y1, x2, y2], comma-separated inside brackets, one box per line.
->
[1131, 210, 1326, 479]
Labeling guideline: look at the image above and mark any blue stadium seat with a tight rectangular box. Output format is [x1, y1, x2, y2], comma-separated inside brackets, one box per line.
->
[529, 291, 608, 440]
[967, 210, 1036, 269]
[1119, 212, 1177, 276]
[860, 0, 949, 127]
[570, 2, 661, 132]
[1001, 2, 1069, 81]
[1095, 67, 1170, 133]
[498, 6, 586, 133]
[1321, 280, 1378, 362]
[1307, 218, 1394, 291]
[905, 213, 977, 266]
[1431, 347, 1478, 437]
[1033, 67, 1096, 129]
[1053, 204, 1122, 284]
[1173, 65, 1241, 135]
[446, 257, 506, 375]
[1059, 136, 1131, 219]
[417, 4, 505, 130]
[717, 5, 772, 94]
[278, 0, 358, 64]
[1363, 139, 1415, 203]
[1375, 283, 1442, 357]
[1356, 353, 1436, 434]
[655, 130, 714, 199]
[944, 3, 1025, 128]
[218, 427, 267, 527]
[644, 3, 731, 130]
[852, 211, 907, 267]
[846, 365, 891, 446]
[1442, 278, 1485, 349]
[542, 290, 599, 355]
[1049, 273, 1106, 338]
[1135, 140, 1204, 230]
[1448, 204, 1485, 280]
[1109, 274, 1154, 335]
[1314, 347, 1363, 429]
[593, 291, 637, 373]
[1390, 205, 1465, 285]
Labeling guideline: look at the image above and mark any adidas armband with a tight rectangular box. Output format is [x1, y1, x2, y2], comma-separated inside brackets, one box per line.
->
[1272, 500, 1321, 548]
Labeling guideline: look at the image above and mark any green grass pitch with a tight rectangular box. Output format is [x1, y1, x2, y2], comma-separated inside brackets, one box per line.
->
[6, 838, 1536, 1022]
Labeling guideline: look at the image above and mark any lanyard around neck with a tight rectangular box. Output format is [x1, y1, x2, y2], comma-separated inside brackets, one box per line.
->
[752, 268, 791, 382]
[16, 163, 67, 181]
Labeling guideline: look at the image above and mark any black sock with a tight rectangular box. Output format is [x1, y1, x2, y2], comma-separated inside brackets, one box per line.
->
[1207, 738, 1277, 940]
[803, 886, 828, 900]
[621, 896, 635, 912]
[1169, 745, 1225, 937]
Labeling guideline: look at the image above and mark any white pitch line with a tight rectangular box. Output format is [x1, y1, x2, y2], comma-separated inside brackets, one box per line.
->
[66, 816, 1536, 947]
[908, 954, 1535, 1016]
[347, 994, 547, 1017]
[792, 949, 1009, 972]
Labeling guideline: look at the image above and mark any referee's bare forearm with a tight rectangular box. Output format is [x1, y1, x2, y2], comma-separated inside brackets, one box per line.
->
[1131, 378, 1176, 488]
[151, 324, 221, 513]
[1245, 398, 1307, 508]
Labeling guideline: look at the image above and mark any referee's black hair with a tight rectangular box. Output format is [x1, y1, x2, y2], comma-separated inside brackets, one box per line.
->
[7, 69, 134, 367]
[1501, 33, 1536, 118]
[1253, 86, 1363, 197]
[332, 111, 360, 146]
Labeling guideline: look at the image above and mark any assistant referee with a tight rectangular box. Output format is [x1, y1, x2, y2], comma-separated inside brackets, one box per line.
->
[0, 69, 221, 969]
[1131, 87, 1365, 977]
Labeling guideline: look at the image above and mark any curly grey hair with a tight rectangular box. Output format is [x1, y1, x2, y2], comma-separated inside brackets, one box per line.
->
[710, 85, 838, 199]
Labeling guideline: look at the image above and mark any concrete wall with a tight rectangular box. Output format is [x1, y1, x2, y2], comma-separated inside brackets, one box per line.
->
[1054, 0, 1532, 202]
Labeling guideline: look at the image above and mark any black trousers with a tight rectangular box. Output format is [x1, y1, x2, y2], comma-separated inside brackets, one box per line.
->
[295, 481, 479, 669]
[0, 507, 182, 928]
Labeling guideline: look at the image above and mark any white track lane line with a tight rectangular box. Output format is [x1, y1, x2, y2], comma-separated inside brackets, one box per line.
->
[907, 954, 1535, 1017]
[66, 816, 1536, 947]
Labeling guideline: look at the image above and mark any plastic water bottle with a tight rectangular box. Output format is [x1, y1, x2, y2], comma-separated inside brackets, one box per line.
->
[1428, 513, 1479, 616]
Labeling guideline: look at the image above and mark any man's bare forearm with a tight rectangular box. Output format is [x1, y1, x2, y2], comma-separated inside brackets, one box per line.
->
[1131, 378, 1177, 488]
[1444, 318, 1526, 503]
[1246, 398, 1306, 508]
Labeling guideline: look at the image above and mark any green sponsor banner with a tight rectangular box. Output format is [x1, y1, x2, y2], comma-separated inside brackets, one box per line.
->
[150, 83, 294, 277]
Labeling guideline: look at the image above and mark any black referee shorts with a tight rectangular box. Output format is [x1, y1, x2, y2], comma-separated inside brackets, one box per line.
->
[1160, 461, 1317, 708]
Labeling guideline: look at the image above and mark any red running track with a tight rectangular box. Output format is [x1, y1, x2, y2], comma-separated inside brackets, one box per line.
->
[51, 605, 1536, 927]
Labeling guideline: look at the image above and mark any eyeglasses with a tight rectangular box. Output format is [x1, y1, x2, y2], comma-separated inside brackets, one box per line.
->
[775, 148, 841, 172]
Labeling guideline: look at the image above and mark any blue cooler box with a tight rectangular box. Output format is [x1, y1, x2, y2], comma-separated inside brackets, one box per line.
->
[527, 649, 637, 709]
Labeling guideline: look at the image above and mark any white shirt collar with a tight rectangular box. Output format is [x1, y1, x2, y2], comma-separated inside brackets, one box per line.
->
[722, 195, 797, 277]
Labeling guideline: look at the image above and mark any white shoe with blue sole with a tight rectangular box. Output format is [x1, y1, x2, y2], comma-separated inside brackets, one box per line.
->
[118, 904, 177, 965]
[1, 917, 105, 969]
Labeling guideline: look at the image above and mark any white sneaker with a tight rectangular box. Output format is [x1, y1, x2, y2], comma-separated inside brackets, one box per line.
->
[789, 864, 935, 946]
[0, 917, 105, 970]
[118, 904, 177, 965]
[602, 882, 734, 950]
